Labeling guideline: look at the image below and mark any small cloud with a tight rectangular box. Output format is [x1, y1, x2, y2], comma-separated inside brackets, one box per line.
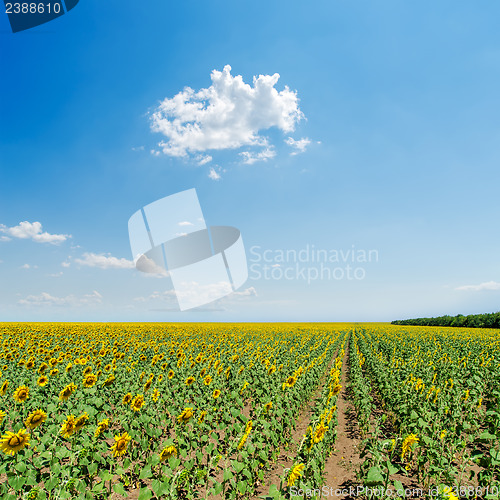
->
[61, 260, 71, 268]
[208, 167, 221, 180]
[196, 155, 212, 166]
[20, 264, 37, 269]
[74, 252, 134, 270]
[178, 221, 194, 227]
[0, 236, 11, 242]
[0, 221, 70, 245]
[456, 281, 500, 291]
[232, 287, 258, 297]
[150, 149, 161, 157]
[48, 271, 63, 277]
[285, 136, 311, 155]
[18, 290, 102, 307]
[239, 147, 276, 165]
[132, 146, 145, 151]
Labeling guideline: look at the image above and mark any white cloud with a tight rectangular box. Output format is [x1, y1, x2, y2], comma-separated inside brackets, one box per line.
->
[132, 146, 145, 151]
[18, 290, 102, 307]
[231, 287, 258, 298]
[285, 136, 311, 155]
[196, 155, 212, 165]
[178, 221, 194, 227]
[61, 260, 71, 268]
[208, 167, 221, 180]
[150, 65, 304, 160]
[74, 252, 134, 270]
[0, 221, 70, 244]
[20, 264, 38, 270]
[0, 236, 11, 242]
[239, 147, 276, 165]
[456, 281, 500, 291]
[48, 271, 63, 277]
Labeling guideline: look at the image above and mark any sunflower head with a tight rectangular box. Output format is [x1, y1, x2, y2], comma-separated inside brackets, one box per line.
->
[83, 373, 97, 388]
[122, 393, 133, 405]
[212, 389, 221, 399]
[177, 407, 194, 424]
[13, 385, 29, 403]
[0, 381, 9, 396]
[60, 415, 76, 439]
[0, 429, 30, 455]
[25, 409, 47, 430]
[131, 394, 145, 412]
[110, 432, 131, 457]
[37, 375, 48, 387]
[168, 370, 175, 379]
[159, 445, 177, 461]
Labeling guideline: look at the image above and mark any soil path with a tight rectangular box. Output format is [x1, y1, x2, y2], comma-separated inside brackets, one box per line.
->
[254, 345, 343, 496]
[321, 337, 363, 499]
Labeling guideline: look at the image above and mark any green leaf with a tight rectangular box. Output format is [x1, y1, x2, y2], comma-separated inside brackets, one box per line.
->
[365, 466, 384, 486]
[139, 466, 152, 480]
[45, 476, 59, 491]
[138, 487, 153, 500]
[99, 470, 113, 482]
[237, 481, 247, 494]
[8, 476, 25, 491]
[223, 469, 234, 481]
[14, 462, 27, 473]
[113, 482, 128, 496]
[393, 480, 404, 493]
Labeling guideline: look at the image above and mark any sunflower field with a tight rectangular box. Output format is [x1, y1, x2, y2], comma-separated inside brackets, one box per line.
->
[0, 323, 499, 499]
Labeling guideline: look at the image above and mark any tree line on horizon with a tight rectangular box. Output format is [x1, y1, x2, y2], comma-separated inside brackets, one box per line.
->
[391, 311, 500, 329]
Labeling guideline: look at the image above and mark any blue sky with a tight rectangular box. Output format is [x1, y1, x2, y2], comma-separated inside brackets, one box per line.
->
[1, 0, 499, 321]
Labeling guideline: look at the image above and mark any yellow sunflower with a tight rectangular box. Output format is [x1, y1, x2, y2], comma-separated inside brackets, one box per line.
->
[94, 418, 109, 438]
[110, 432, 131, 457]
[74, 413, 89, 431]
[287, 463, 305, 487]
[0, 411, 5, 423]
[185, 376, 195, 386]
[198, 410, 207, 423]
[204, 375, 212, 386]
[0, 381, 9, 396]
[13, 385, 29, 403]
[83, 373, 97, 388]
[159, 445, 177, 461]
[131, 394, 145, 412]
[152, 389, 160, 402]
[122, 393, 133, 405]
[167, 370, 174, 379]
[0, 429, 30, 455]
[177, 407, 194, 424]
[59, 383, 77, 401]
[213, 389, 221, 399]
[25, 409, 47, 429]
[37, 375, 48, 387]
[104, 374, 115, 387]
[60, 415, 76, 439]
